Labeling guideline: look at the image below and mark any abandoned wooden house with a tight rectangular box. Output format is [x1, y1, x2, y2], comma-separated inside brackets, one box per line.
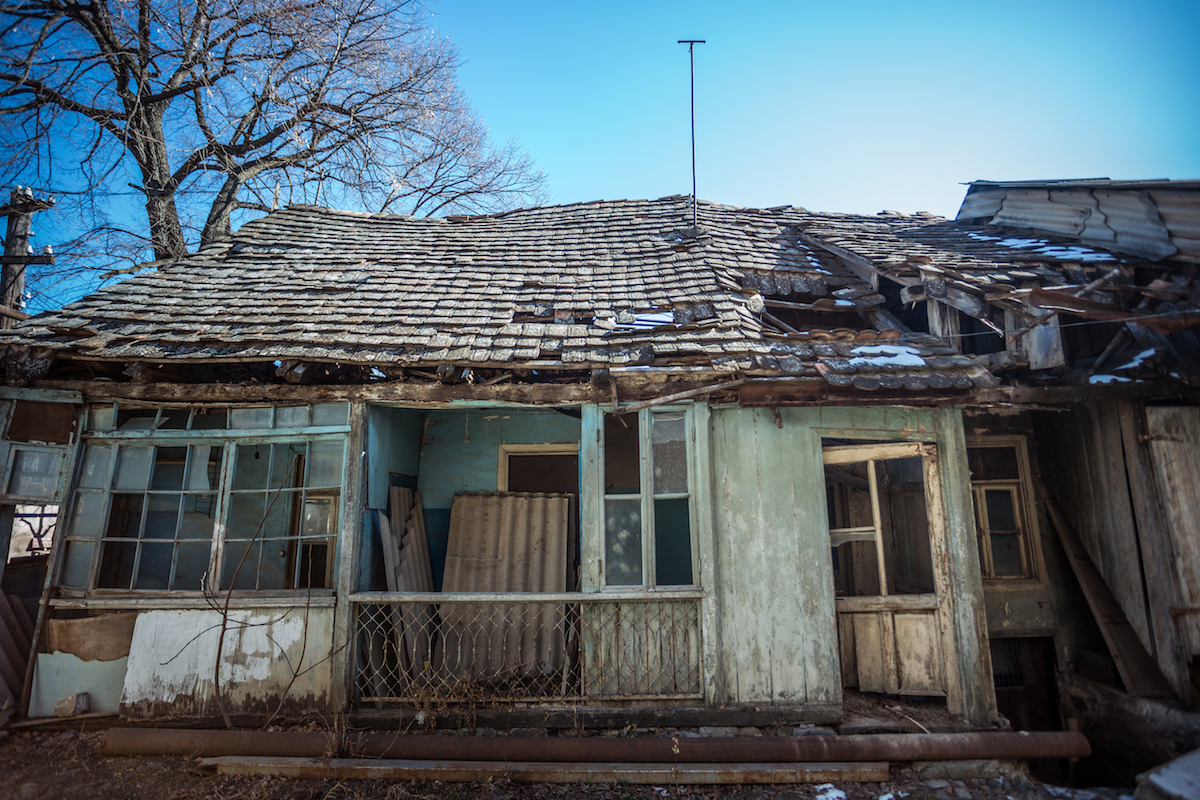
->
[0, 182, 1197, 777]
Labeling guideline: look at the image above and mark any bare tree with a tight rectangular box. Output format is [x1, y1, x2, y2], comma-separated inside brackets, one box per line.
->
[0, 0, 546, 306]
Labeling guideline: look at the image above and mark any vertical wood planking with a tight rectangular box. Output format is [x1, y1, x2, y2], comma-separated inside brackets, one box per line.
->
[1145, 406, 1200, 658]
[332, 400, 366, 713]
[1118, 400, 1190, 699]
[579, 405, 603, 592]
[934, 408, 995, 725]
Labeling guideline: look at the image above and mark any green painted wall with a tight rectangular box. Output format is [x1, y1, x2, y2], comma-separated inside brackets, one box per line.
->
[707, 405, 994, 724]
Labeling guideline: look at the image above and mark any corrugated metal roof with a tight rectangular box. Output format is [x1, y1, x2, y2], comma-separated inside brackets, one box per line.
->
[957, 180, 1200, 263]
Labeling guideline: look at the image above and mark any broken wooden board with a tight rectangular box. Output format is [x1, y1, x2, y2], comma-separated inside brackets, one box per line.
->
[1046, 498, 1175, 697]
[198, 756, 889, 784]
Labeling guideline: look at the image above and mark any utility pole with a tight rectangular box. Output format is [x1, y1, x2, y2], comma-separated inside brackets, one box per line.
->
[1, 187, 55, 329]
[678, 39, 705, 230]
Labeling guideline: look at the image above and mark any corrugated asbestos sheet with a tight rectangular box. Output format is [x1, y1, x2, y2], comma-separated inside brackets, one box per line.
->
[957, 180, 1200, 263]
[439, 493, 570, 680]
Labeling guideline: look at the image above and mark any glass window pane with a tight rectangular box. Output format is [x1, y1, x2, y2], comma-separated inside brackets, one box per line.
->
[105, 494, 144, 539]
[991, 533, 1024, 576]
[135, 542, 173, 589]
[306, 440, 343, 488]
[301, 498, 334, 538]
[7, 449, 59, 499]
[604, 414, 640, 493]
[145, 494, 181, 539]
[113, 447, 153, 491]
[311, 402, 350, 426]
[61, 541, 94, 588]
[87, 404, 116, 432]
[651, 412, 688, 495]
[254, 540, 289, 590]
[985, 489, 1018, 531]
[173, 541, 212, 591]
[97, 540, 136, 588]
[78, 443, 112, 489]
[69, 492, 106, 540]
[604, 497, 643, 586]
[227, 491, 294, 541]
[150, 447, 187, 491]
[230, 407, 273, 429]
[654, 498, 693, 586]
[275, 405, 309, 429]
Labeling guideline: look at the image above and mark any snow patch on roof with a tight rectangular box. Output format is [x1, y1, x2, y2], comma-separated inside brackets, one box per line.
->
[848, 344, 926, 368]
[1089, 374, 1132, 384]
[992, 236, 1115, 262]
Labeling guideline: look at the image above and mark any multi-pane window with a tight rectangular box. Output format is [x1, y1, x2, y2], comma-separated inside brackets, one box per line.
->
[59, 403, 348, 594]
[823, 441, 937, 597]
[602, 408, 695, 588]
[968, 439, 1039, 581]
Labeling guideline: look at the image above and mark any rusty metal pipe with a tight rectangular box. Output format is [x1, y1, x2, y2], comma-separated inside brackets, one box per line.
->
[100, 728, 1089, 763]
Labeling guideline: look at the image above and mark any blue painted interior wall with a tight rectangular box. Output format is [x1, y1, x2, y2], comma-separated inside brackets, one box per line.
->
[362, 406, 425, 590]
[417, 408, 581, 589]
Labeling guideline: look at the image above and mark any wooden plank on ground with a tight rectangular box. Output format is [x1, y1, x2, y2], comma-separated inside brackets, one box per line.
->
[1046, 497, 1175, 697]
[199, 756, 890, 784]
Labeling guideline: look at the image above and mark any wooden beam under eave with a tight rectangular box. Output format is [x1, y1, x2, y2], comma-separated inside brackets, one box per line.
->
[31, 379, 603, 406]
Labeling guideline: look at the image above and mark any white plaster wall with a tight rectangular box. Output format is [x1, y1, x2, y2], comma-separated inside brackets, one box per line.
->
[120, 607, 333, 719]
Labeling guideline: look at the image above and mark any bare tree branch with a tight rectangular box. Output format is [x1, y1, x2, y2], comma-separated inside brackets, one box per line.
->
[0, 0, 547, 309]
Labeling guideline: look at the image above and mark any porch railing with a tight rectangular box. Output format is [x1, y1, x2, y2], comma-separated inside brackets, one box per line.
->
[349, 592, 702, 706]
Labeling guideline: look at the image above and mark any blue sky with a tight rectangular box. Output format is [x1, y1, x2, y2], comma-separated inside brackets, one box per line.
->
[429, 0, 1200, 218]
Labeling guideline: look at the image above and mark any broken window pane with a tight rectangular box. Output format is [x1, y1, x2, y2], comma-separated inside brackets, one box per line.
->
[87, 404, 116, 432]
[824, 451, 935, 597]
[604, 414, 640, 493]
[968, 446, 1019, 481]
[307, 440, 344, 488]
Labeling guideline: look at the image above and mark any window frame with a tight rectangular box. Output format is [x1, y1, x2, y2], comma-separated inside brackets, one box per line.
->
[966, 436, 1042, 583]
[822, 440, 939, 599]
[57, 403, 350, 597]
[599, 405, 700, 591]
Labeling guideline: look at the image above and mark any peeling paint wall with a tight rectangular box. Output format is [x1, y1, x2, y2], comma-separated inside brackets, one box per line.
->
[708, 406, 994, 725]
[120, 607, 333, 720]
[415, 409, 581, 590]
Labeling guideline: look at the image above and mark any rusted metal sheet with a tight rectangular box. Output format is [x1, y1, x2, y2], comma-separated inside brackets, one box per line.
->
[440, 493, 569, 680]
[102, 727, 1092, 762]
[1144, 406, 1200, 657]
[119, 607, 334, 719]
[198, 756, 891, 784]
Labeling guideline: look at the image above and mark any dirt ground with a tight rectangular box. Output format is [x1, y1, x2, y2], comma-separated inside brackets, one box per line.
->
[0, 729, 1139, 800]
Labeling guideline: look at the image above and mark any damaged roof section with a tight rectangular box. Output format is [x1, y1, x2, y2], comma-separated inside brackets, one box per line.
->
[0, 197, 997, 395]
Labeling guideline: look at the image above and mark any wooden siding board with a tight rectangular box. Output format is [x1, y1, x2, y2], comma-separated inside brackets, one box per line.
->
[1118, 400, 1191, 698]
[1080, 402, 1154, 654]
[1145, 406, 1200, 658]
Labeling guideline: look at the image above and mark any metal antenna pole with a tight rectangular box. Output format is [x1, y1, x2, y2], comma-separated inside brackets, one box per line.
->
[678, 40, 705, 229]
